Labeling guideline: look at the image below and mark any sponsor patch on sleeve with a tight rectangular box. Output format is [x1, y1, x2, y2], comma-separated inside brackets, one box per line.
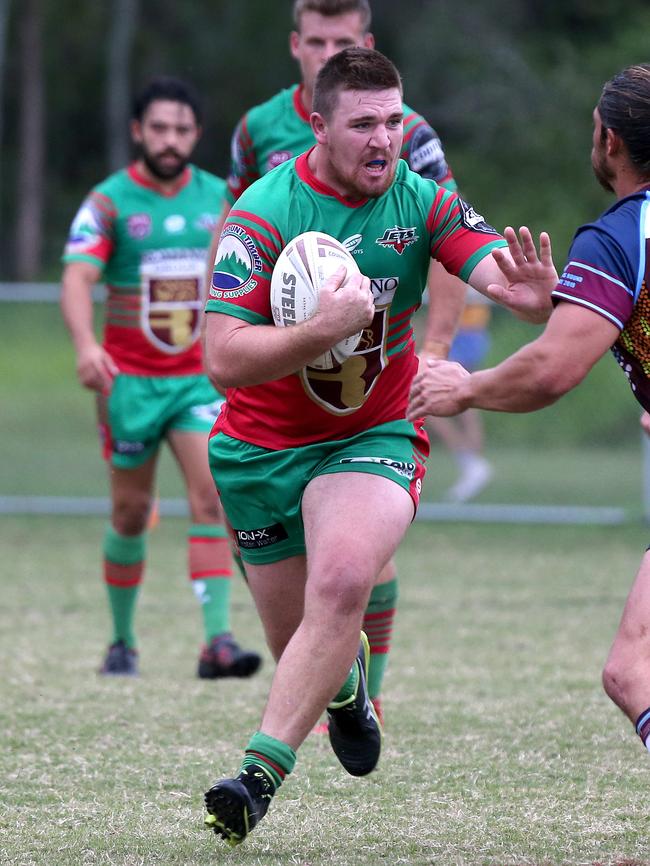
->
[458, 198, 499, 235]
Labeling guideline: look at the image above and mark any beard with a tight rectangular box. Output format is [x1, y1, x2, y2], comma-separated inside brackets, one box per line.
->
[592, 148, 615, 194]
[140, 145, 189, 181]
[327, 151, 397, 200]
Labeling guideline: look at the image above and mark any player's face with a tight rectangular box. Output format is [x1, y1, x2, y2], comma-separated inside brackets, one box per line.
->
[131, 100, 201, 181]
[315, 87, 403, 200]
[290, 11, 374, 97]
[591, 107, 615, 193]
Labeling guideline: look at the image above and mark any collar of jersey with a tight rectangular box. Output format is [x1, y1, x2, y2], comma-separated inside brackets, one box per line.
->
[293, 84, 311, 123]
[296, 149, 369, 208]
[127, 162, 192, 196]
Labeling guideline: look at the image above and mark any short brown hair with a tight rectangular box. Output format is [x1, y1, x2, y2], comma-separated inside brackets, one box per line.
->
[293, 0, 371, 33]
[598, 64, 650, 177]
[312, 46, 402, 119]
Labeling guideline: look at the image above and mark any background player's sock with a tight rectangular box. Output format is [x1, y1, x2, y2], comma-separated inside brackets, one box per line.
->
[362, 577, 398, 701]
[188, 524, 233, 641]
[635, 706, 650, 751]
[329, 659, 360, 706]
[103, 525, 146, 648]
[241, 731, 296, 788]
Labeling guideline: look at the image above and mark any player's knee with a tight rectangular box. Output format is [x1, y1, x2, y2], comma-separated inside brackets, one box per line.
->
[112, 494, 152, 535]
[602, 645, 634, 708]
[187, 483, 222, 523]
[311, 561, 373, 617]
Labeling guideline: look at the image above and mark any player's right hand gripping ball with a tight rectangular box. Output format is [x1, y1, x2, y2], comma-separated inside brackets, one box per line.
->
[270, 230, 363, 370]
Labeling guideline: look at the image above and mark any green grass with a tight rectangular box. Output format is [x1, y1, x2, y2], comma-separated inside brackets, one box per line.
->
[2, 516, 650, 865]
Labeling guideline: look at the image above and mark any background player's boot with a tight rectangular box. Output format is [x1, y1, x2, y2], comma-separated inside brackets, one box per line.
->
[197, 633, 262, 679]
[204, 763, 275, 846]
[99, 640, 138, 676]
[327, 633, 382, 776]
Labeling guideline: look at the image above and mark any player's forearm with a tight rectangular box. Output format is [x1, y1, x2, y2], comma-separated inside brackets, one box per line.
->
[60, 271, 100, 353]
[422, 264, 467, 358]
[458, 340, 573, 413]
[205, 316, 347, 389]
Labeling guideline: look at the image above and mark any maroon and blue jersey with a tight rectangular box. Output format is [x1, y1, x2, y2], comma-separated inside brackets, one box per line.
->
[552, 187, 650, 410]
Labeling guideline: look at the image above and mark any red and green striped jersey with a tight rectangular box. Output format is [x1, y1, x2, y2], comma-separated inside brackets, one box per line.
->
[206, 152, 505, 449]
[62, 163, 225, 376]
[226, 83, 456, 204]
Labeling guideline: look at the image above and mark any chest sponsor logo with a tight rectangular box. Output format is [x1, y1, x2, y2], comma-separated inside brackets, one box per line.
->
[267, 150, 293, 171]
[164, 214, 186, 234]
[342, 233, 363, 254]
[127, 213, 152, 239]
[140, 248, 206, 354]
[235, 522, 289, 549]
[369, 277, 399, 304]
[211, 226, 263, 299]
[375, 225, 418, 255]
[458, 198, 498, 235]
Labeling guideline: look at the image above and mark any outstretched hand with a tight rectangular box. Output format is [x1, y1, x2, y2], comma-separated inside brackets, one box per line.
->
[487, 226, 558, 324]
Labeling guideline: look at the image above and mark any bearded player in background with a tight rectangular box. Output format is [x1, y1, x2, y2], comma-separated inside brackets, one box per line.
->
[61, 77, 261, 680]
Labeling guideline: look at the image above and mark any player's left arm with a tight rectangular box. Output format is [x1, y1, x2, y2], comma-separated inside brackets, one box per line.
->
[419, 261, 467, 361]
[404, 116, 466, 361]
[466, 226, 557, 324]
[407, 301, 619, 418]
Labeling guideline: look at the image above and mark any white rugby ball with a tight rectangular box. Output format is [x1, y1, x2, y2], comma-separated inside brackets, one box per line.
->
[270, 230, 364, 370]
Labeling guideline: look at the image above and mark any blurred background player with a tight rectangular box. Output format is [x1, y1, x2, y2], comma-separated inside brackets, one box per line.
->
[425, 286, 494, 502]
[60, 76, 261, 679]
[206, 0, 467, 725]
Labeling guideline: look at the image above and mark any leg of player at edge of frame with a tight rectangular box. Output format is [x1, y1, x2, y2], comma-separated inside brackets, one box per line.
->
[603, 549, 650, 753]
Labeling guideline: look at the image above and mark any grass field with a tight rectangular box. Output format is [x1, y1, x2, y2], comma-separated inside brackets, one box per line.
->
[3, 515, 650, 865]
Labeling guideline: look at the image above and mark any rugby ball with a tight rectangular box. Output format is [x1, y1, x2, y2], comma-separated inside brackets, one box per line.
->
[270, 230, 364, 370]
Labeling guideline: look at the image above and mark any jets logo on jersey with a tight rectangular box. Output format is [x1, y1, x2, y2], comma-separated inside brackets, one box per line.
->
[211, 225, 263, 299]
[458, 199, 498, 235]
[375, 226, 419, 255]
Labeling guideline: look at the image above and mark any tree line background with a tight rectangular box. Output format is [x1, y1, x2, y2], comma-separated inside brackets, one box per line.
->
[1, 0, 649, 281]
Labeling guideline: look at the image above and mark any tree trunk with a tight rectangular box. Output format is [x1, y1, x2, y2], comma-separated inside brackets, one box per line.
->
[106, 0, 138, 172]
[14, 0, 44, 280]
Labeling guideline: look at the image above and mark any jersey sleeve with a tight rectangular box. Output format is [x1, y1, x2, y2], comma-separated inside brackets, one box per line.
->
[551, 226, 637, 331]
[402, 108, 456, 192]
[61, 190, 116, 268]
[425, 185, 506, 281]
[206, 190, 284, 324]
[225, 114, 261, 206]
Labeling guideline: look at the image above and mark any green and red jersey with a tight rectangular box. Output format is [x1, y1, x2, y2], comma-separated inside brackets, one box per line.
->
[206, 152, 505, 449]
[226, 83, 456, 204]
[63, 163, 225, 376]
